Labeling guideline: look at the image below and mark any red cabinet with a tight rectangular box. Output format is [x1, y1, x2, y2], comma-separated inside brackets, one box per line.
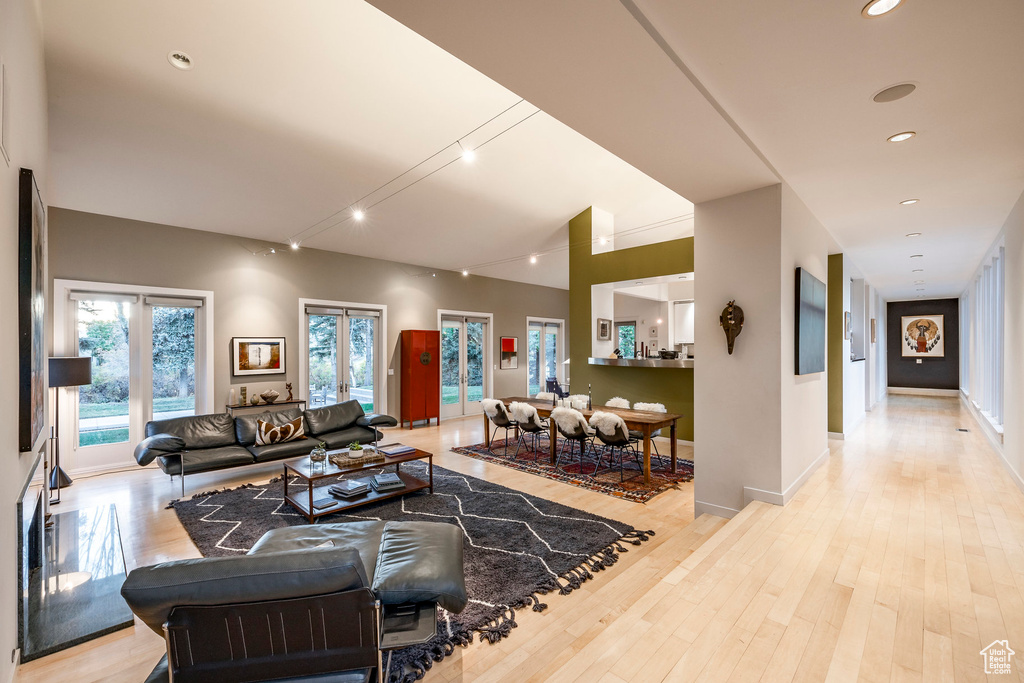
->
[400, 330, 440, 429]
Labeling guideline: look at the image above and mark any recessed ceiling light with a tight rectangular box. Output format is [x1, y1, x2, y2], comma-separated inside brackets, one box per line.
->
[862, 0, 903, 18]
[167, 51, 194, 70]
[916, 288, 925, 291]
[635, 281, 643, 285]
[912, 268, 924, 273]
[462, 269, 468, 276]
[910, 254, 923, 258]
[461, 148, 476, 162]
[431, 273, 436, 277]
[887, 131, 916, 143]
[352, 209, 365, 221]
[906, 232, 922, 237]
[290, 242, 299, 250]
[873, 83, 916, 103]
[914, 280, 925, 284]
[530, 255, 537, 264]
[900, 199, 919, 205]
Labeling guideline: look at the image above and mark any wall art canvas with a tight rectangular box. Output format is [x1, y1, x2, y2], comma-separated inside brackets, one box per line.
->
[499, 336, 518, 370]
[596, 318, 611, 341]
[232, 337, 285, 376]
[901, 315, 944, 358]
[19, 169, 46, 452]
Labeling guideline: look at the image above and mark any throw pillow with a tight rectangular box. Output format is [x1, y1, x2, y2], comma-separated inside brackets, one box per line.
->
[255, 416, 305, 446]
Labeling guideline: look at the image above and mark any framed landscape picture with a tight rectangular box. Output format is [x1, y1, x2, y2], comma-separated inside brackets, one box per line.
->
[901, 315, 944, 358]
[19, 169, 45, 452]
[232, 337, 285, 376]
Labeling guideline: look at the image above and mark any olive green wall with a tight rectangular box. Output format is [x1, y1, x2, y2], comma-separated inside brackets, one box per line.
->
[568, 208, 695, 440]
[827, 253, 844, 433]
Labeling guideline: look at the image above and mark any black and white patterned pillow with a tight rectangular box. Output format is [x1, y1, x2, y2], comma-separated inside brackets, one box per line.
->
[255, 416, 305, 446]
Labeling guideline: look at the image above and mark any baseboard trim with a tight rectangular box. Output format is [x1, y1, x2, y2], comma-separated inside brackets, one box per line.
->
[743, 446, 830, 508]
[887, 387, 960, 397]
[827, 431, 845, 440]
[694, 499, 740, 519]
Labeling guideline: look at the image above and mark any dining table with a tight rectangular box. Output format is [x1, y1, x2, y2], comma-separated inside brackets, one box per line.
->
[486, 397, 684, 485]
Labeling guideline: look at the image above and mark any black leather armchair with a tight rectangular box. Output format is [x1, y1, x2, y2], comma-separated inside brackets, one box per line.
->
[121, 520, 467, 683]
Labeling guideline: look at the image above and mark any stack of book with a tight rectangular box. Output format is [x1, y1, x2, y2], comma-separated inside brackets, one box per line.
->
[329, 479, 370, 499]
[379, 444, 416, 457]
[370, 472, 405, 492]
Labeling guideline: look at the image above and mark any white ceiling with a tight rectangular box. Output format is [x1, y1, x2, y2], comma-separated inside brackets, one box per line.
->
[368, 0, 1024, 300]
[41, 0, 693, 289]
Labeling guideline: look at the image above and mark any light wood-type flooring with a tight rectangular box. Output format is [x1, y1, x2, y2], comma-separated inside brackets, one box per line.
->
[16, 395, 1024, 682]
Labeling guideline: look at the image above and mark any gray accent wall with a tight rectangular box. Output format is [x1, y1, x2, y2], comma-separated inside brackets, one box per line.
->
[48, 208, 569, 418]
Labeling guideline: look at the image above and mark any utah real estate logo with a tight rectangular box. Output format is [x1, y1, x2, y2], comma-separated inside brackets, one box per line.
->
[980, 640, 1015, 675]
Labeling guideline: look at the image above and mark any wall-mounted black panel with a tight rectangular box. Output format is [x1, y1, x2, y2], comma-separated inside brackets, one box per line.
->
[886, 298, 960, 390]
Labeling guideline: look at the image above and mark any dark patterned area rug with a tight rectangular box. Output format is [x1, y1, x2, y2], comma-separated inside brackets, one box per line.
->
[453, 439, 694, 503]
[170, 461, 653, 682]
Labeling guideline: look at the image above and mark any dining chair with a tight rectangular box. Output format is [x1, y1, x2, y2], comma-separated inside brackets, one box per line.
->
[481, 398, 517, 456]
[508, 401, 548, 459]
[589, 411, 641, 481]
[550, 407, 595, 473]
[632, 402, 667, 457]
[534, 391, 556, 402]
[605, 397, 630, 409]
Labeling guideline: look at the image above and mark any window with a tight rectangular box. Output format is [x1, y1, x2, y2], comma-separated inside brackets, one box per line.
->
[963, 243, 1004, 429]
[616, 321, 637, 358]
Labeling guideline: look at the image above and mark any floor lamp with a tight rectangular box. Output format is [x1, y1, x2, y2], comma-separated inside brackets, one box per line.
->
[49, 356, 92, 505]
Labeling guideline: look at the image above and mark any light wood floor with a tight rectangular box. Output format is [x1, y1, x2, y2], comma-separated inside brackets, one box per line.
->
[17, 395, 1024, 682]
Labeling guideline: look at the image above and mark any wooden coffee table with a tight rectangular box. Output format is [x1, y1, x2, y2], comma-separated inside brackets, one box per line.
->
[283, 447, 433, 523]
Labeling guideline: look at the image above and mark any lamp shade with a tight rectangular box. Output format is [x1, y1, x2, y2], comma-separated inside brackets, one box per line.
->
[49, 357, 92, 388]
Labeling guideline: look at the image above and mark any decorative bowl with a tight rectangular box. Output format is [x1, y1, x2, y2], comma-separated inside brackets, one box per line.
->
[260, 389, 280, 404]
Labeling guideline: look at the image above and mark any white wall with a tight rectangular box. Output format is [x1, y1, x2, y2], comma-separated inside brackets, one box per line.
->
[779, 185, 830, 496]
[591, 283, 614, 357]
[0, 0, 49, 675]
[694, 185, 784, 517]
[613, 292, 667, 351]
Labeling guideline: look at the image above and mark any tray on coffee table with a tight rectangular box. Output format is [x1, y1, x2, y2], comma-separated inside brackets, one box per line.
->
[283, 448, 433, 523]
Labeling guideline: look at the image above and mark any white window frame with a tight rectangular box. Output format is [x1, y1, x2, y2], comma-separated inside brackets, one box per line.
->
[299, 298, 388, 413]
[52, 279, 215, 475]
[525, 316, 566, 395]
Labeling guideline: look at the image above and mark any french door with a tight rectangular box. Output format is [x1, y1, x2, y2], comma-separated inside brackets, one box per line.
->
[527, 318, 564, 396]
[54, 281, 212, 473]
[306, 306, 381, 412]
[440, 314, 489, 418]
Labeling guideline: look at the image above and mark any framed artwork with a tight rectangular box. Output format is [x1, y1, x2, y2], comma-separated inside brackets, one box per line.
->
[232, 337, 286, 376]
[19, 169, 46, 452]
[597, 318, 612, 341]
[843, 311, 852, 341]
[649, 326, 658, 337]
[870, 318, 877, 344]
[499, 336, 518, 369]
[901, 315, 944, 358]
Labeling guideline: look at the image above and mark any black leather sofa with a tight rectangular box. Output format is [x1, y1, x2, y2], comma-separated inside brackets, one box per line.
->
[133, 400, 397, 494]
[121, 520, 467, 683]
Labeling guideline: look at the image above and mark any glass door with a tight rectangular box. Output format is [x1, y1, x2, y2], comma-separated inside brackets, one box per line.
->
[77, 298, 133, 454]
[72, 292, 204, 469]
[306, 307, 380, 412]
[440, 315, 488, 418]
[527, 319, 564, 396]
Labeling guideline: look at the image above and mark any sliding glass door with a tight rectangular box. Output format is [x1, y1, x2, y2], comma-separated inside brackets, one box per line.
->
[306, 306, 381, 412]
[440, 315, 488, 418]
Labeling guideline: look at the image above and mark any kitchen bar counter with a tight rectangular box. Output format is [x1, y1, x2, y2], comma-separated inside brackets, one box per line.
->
[588, 356, 694, 369]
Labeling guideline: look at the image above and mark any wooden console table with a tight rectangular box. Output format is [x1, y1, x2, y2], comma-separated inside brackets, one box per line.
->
[226, 398, 306, 415]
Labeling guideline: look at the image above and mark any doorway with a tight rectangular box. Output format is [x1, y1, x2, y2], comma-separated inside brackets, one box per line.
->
[304, 303, 384, 413]
[527, 317, 565, 396]
[439, 312, 491, 418]
[53, 280, 213, 474]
